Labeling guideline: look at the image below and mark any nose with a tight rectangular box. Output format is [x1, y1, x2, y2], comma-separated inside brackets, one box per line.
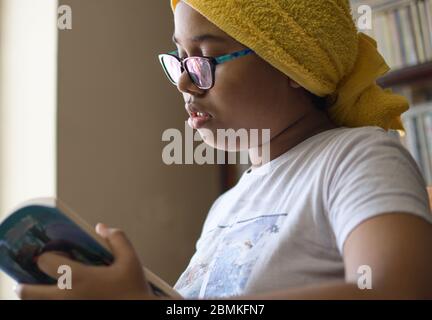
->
[177, 69, 206, 97]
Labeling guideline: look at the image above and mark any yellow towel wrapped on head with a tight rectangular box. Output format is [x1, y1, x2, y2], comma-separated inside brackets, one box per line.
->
[171, 0, 408, 131]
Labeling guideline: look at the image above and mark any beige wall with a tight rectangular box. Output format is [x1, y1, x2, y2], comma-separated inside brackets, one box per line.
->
[57, 0, 220, 286]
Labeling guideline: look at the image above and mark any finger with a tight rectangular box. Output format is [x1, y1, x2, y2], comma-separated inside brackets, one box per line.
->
[15, 284, 64, 300]
[103, 228, 140, 265]
[37, 252, 85, 280]
[95, 222, 109, 237]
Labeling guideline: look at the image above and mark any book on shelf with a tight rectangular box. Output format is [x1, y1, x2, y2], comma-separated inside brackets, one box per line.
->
[0, 197, 181, 298]
[402, 102, 432, 184]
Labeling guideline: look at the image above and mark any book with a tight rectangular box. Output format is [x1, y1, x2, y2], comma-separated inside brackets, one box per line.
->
[423, 112, 432, 176]
[418, 0, 432, 61]
[0, 197, 181, 298]
[403, 115, 421, 164]
[409, 0, 426, 63]
[426, 0, 432, 59]
[415, 114, 432, 182]
[388, 9, 404, 68]
[402, 102, 432, 184]
[398, 6, 418, 65]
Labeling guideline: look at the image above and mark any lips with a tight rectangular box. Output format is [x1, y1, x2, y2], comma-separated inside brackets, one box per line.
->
[186, 103, 213, 129]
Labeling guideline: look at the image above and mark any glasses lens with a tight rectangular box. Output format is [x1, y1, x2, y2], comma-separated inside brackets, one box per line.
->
[161, 55, 182, 84]
[185, 57, 213, 89]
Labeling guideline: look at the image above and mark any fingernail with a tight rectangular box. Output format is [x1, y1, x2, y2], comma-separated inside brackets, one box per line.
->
[96, 223, 108, 236]
[97, 222, 106, 230]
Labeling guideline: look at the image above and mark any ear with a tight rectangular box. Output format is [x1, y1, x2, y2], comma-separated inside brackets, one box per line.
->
[289, 80, 302, 89]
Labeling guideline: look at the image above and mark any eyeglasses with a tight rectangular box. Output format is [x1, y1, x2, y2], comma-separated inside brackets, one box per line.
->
[158, 48, 254, 90]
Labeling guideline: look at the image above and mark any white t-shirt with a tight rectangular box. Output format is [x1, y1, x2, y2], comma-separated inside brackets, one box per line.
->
[174, 126, 432, 299]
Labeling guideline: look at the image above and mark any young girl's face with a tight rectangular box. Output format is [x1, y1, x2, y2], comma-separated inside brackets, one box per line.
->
[173, 2, 314, 151]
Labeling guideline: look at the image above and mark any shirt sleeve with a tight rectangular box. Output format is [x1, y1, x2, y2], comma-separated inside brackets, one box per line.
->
[326, 129, 432, 254]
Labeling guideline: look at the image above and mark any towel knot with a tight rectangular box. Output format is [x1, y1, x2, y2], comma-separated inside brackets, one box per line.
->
[326, 33, 408, 130]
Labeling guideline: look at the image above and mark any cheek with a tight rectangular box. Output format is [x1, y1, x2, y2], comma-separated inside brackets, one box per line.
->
[210, 65, 288, 129]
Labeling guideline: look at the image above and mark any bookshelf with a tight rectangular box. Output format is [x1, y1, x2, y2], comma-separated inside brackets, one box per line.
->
[351, 0, 432, 185]
[378, 61, 432, 87]
[220, 0, 432, 192]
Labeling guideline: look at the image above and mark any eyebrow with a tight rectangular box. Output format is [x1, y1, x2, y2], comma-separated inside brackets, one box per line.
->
[172, 33, 227, 45]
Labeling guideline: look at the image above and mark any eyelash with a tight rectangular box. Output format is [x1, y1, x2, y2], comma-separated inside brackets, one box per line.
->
[177, 48, 215, 59]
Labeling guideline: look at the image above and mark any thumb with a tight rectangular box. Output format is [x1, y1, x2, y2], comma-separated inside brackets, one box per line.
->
[96, 223, 139, 265]
[37, 251, 84, 280]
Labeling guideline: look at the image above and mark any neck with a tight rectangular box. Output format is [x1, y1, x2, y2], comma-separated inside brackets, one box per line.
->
[248, 110, 337, 169]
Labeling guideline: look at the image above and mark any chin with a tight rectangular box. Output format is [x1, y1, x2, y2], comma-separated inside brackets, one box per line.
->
[198, 125, 269, 151]
[197, 130, 249, 152]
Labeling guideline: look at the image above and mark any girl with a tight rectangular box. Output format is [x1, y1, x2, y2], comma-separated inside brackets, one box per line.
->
[17, 0, 432, 299]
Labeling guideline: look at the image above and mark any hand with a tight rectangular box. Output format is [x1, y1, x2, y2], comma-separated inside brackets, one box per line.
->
[15, 223, 156, 300]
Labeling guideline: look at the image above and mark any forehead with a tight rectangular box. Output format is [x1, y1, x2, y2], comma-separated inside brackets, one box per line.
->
[173, 2, 227, 40]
